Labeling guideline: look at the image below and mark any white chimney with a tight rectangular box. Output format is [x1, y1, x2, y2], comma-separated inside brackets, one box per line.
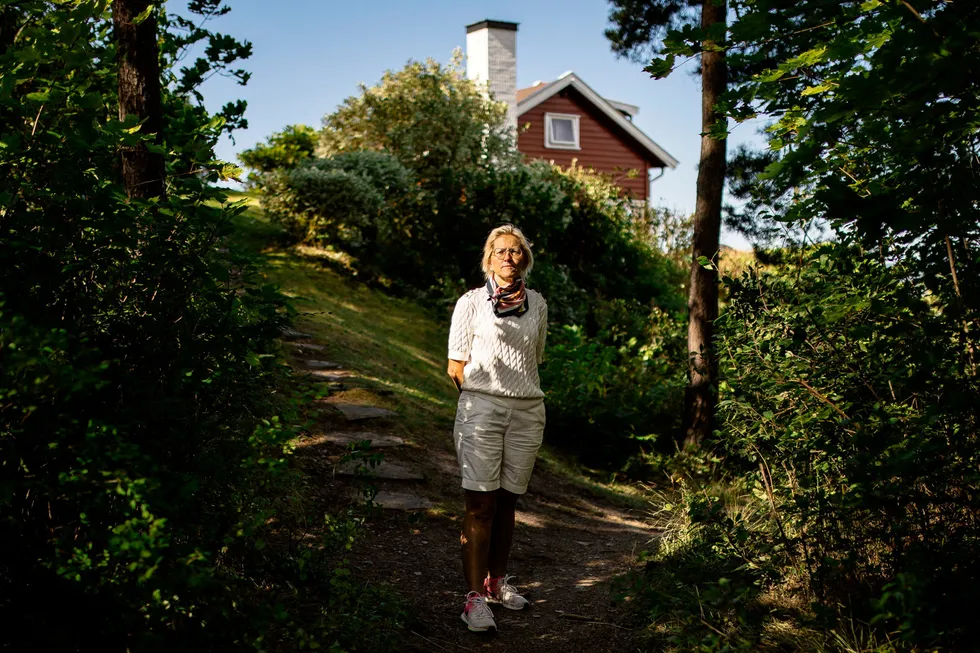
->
[465, 20, 518, 136]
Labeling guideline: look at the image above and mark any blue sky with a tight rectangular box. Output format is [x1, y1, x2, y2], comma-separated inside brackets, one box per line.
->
[191, 0, 764, 247]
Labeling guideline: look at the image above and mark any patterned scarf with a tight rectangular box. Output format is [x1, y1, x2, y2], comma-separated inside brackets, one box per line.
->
[487, 276, 529, 318]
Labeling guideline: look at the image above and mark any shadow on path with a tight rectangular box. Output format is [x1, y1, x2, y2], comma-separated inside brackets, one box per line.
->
[287, 340, 658, 653]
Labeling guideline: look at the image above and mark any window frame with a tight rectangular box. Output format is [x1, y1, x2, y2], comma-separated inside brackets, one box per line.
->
[544, 112, 581, 150]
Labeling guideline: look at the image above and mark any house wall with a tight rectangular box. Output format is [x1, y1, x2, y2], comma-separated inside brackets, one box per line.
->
[517, 89, 656, 201]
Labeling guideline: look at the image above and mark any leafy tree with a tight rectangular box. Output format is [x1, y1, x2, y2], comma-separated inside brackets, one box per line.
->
[319, 51, 517, 179]
[722, 0, 979, 315]
[239, 123, 318, 177]
[607, 0, 729, 447]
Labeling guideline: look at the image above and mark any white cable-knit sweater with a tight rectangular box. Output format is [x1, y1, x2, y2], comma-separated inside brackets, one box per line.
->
[448, 286, 548, 399]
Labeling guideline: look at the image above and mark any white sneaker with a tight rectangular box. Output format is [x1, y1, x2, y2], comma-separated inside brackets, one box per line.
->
[460, 591, 497, 632]
[485, 574, 530, 611]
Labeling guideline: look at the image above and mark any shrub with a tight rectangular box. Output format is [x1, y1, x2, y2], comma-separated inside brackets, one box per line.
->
[541, 306, 687, 468]
[240, 123, 318, 178]
[285, 163, 385, 240]
[621, 244, 979, 651]
[713, 244, 980, 649]
[273, 151, 415, 276]
[0, 3, 402, 650]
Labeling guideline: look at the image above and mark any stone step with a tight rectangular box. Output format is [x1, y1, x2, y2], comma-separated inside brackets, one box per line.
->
[336, 460, 424, 481]
[317, 376, 349, 385]
[287, 342, 327, 354]
[280, 328, 314, 340]
[301, 359, 343, 370]
[312, 431, 406, 448]
[306, 370, 355, 384]
[331, 403, 398, 421]
[372, 491, 433, 511]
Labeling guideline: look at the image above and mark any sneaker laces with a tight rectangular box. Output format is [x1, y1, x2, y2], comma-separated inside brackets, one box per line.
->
[487, 574, 518, 597]
[465, 591, 493, 620]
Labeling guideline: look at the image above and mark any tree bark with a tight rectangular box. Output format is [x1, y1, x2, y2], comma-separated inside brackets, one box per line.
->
[113, 0, 165, 199]
[683, 0, 727, 448]
[0, 8, 18, 56]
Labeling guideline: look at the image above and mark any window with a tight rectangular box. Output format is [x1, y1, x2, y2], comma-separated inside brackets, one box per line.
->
[544, 113, 580, 150]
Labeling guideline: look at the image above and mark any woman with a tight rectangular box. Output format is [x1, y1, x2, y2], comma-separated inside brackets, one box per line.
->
[447, 224, 548, 633]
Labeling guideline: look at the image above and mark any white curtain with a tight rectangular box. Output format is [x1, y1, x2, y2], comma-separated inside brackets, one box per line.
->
[551, 118, 574, 143]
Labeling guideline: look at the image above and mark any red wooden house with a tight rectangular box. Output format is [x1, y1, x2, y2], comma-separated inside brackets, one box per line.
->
[466, 20, 678, 203]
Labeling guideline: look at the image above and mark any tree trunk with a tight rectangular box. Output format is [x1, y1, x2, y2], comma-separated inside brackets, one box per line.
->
[0, 8, 18, 56]
[113, 0, 165, 199]
[683, 0, 727, 448]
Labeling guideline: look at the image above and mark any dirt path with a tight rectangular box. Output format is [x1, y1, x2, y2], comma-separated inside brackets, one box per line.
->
[288, 341, 657, 652]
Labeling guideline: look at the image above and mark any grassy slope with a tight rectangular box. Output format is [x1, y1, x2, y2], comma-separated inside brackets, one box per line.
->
[227, 190, 457, 436]
[225, 190, 649, 509]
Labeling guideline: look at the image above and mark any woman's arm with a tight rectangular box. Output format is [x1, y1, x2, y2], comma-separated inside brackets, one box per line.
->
[447, 293, 475, 391]
[536, 298, 548, 365]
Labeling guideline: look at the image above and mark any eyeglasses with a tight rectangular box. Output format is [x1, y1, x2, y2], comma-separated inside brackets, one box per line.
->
[492, 247, 524, 260]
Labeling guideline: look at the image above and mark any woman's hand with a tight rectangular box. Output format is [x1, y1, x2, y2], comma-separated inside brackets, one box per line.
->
[447, 359, 465, 392]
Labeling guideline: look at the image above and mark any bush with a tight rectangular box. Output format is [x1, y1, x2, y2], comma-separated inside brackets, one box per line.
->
[240, 123, 318, 178]
[541, 306, 687, 468]
[712, 244, 979, 649]
[272, 151, 415, 276]
[620, 244, 979, 651]
[0, 3, 402, 650]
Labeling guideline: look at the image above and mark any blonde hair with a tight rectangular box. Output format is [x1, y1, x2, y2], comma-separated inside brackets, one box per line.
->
[481, 224, 534, 280]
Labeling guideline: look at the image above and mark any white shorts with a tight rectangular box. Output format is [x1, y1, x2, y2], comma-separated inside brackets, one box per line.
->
[453, 391, 546, 495]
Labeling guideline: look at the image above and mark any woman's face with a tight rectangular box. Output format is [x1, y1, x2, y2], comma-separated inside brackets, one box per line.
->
[489, 234, 524, 284]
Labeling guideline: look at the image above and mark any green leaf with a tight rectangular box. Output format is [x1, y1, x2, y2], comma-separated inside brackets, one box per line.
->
[218, 162, 243, 181]
[801, 81, 838, 96]
[791, 45, 829, 68]
[756, 68, 787, 83]
[78, 91, 103, 109]
[133, 4, 155, 26]
[643, 54, 676, 80]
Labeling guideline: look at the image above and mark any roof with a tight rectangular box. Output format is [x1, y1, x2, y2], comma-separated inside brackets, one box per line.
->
[604, 98, 639, 118]
[466, 20, 518, 33]
[516, 82, 546, 103]
[515, 73, 679, 169]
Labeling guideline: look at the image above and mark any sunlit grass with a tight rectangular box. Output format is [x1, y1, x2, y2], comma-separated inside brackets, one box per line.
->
[222, 192, 458, 441]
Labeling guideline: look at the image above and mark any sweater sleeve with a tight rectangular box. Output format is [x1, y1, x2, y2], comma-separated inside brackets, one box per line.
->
[536, 297, 548, 365]
[448, 293, 476, 361]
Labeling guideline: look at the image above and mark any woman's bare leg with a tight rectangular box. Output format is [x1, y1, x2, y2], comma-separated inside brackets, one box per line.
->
[461, 489, 497, 593]
[487, 488, 520, 578]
